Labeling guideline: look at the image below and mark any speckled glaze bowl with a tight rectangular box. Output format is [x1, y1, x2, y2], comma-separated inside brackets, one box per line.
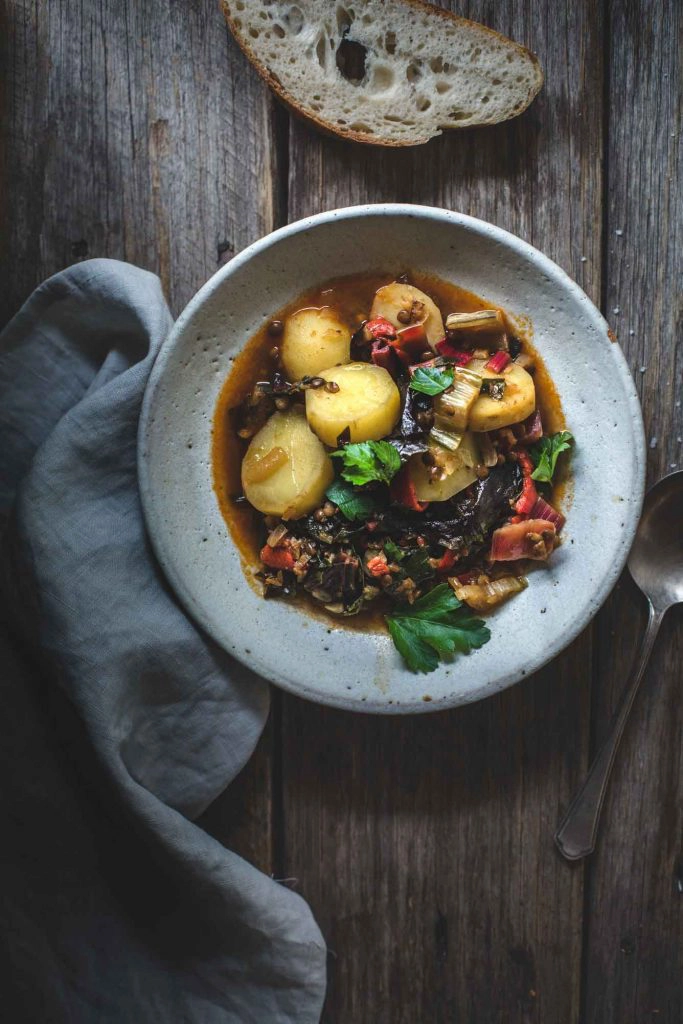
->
[139, 205, 645, 713]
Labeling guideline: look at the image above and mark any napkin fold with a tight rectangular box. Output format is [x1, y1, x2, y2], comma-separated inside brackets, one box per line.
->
[0, 260, 326, 1023]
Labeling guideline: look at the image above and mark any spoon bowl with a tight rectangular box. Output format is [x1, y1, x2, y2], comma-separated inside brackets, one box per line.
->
[628, 470, 683, 610]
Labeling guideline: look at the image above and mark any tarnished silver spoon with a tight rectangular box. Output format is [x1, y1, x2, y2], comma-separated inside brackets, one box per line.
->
[555, 470, 683, 861]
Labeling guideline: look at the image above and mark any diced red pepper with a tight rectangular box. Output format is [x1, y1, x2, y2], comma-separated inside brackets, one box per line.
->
[370, 338, 400, 376]
[366, 556, 390, 578]
[515, 473, 538, 515]
[515, 449, 535, 477]
[395, 323, 428, 352]
[365, 316, 397, 341]
[512, 448, 538, 515]
[485, 350, 511, 373]
[386, 323, 429, 368]
[390, 466, 429, 512]
[516, 410, 543, 445]
[435, 338, 472, 365]
[436, 549, 457, 573]
[260, 544, 295, 571]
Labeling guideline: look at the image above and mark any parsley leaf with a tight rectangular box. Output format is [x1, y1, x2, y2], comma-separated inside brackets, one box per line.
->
[385, 584, 491, 673]
[530, 431, 574, 483]
[325, 478, 379, 522]
[409, 365, 455, 396]
[330, 440, 402, 486]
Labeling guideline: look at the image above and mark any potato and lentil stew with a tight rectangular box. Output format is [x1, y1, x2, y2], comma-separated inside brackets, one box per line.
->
[213, 272, 573, 673]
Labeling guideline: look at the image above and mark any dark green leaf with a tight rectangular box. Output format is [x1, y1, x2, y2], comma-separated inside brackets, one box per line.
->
[409, 366, 455, 396]
[325, 478, 379, 522]
[401, 547, 435, 584]
[530, 431, 574, 483]
[383, 538, 405, 562]
[330, 440, 402, 486]
[385, 583, 491, 673]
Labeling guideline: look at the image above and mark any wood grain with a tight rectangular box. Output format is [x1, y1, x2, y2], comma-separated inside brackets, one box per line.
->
[2, 0, 681, 1020]
[583, 0, 683, 1019]
[283, 2, 603, 1020]
[0, 0, 279, 871]
[0, 0, 279, 320]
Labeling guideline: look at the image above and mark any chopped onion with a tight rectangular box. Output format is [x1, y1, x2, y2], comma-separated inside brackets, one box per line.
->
[529, 495, 566, 532]
[445, 310, 504, 333]
[435, 367, 482, 430]
[266, 522, 289, 547]
[244, 446, 288, 484]
[429, 425, 464, 452]
[435, 339, 473, 365]
[451, 575, 528, 611]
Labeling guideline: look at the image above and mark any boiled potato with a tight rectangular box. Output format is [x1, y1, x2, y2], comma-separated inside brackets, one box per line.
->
[409, 443, 478, 502]
[469, 362, 536, 431]
[241, 407, 333, 519]
[305, 362, 401, 447]
[281, 307, 351, 380]
[370, 282, 445, 350]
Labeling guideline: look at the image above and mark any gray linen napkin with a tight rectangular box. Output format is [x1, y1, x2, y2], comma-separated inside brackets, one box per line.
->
[0, 259, 326, 1023]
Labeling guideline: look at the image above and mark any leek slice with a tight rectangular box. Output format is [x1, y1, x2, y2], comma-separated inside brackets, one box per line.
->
[434, 367, 482, 430]
[445, 310, 504, 333]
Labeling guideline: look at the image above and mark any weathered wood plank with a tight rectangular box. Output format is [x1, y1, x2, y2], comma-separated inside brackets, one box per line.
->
[0, 0, 278, 320]
[0, 0, 279, 871]
[282, 2, 604, 1020]
[583, 0, 683, 1018]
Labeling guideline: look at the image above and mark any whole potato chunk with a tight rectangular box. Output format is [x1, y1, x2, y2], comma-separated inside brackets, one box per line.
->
[370, 282, 445, 349]
[241, 407, 333, 519]
[469, 362, 536, 431]
[305, 362, 401, 447]
[281, 306, 351, 380]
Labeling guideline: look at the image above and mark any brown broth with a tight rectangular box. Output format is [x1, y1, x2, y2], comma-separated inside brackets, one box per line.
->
[211, 271, 567, 630]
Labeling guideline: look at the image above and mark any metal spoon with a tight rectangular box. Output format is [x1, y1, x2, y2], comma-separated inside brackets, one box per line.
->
[555, 470, 683, 861]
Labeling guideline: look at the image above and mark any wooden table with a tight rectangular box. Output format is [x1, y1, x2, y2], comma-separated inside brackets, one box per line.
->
[2, 2, 681, 1020]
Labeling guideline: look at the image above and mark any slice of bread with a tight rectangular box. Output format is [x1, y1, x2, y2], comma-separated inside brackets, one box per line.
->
[221, 0, 543, 147]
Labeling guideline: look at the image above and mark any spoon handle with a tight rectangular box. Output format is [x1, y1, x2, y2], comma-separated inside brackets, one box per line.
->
[555, 602, 666, 861]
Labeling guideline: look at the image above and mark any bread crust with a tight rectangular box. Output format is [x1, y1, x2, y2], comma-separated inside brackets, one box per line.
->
[221, 0, 543, 147]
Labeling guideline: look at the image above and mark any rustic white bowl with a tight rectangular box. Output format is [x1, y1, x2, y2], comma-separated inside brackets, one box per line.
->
[139, 205, 645, 713]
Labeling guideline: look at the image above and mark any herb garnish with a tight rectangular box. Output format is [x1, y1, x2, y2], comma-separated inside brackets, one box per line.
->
[331, 440, 402, 486]
[383, 538, 405, 562]
[530, 431, 574, 483]
[325, 479, 380, 522]
[385, 584, 491, 673]
[409, 365, 455, 396]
